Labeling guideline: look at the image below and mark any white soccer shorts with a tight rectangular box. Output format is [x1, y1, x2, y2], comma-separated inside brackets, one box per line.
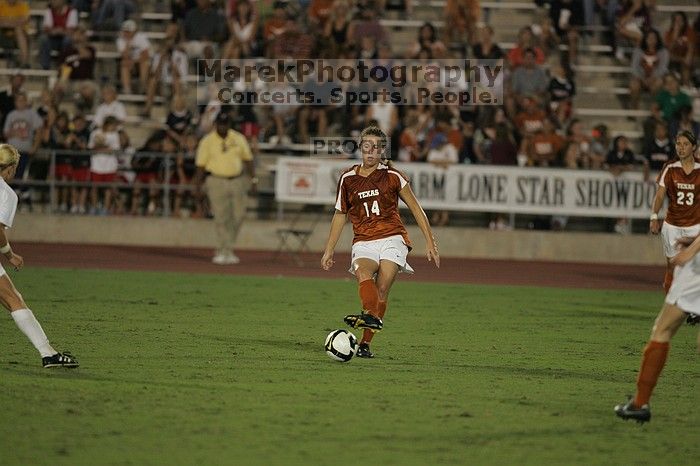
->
[661, 222, 700, 258]
[666, 257, 700, 316]
[348, 234, 414, 275]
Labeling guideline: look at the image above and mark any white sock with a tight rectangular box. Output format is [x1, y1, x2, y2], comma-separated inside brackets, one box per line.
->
[11, 308, 56, 358]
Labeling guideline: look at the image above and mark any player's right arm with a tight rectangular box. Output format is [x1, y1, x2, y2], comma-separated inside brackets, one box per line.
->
[321, 211, 347, 270]
[0, 225, 22, 271]
[650, 184, 666, 235]
[671, 233, 700, 266]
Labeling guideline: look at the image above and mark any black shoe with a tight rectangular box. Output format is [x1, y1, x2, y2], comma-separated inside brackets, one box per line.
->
[614, 398, 651, 423]
[42, 352, 79, 368]
[687, 313, 700, 325]
[344, 313, 383, 331]
[356, 343, 374, 358]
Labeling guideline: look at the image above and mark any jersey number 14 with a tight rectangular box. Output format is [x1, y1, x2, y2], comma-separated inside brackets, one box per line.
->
[363, 200, 380, 217]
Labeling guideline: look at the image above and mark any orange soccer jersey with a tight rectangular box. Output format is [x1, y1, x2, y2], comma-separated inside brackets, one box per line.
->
[334, 164, 411, 246]
[657, 160, 700, 227]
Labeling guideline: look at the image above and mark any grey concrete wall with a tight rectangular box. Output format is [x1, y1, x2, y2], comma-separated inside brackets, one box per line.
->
[10, 213, 664, 265]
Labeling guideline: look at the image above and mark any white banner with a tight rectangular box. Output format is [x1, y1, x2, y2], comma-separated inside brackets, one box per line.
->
[274, 157, 658, 218]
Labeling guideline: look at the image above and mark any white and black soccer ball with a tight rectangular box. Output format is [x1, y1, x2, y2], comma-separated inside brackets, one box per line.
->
[324, 329, 358, 362]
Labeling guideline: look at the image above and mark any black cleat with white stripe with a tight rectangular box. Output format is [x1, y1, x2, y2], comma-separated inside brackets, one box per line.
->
[614, 398, 651, 424]
[344, 313, 383, 331]
[42, 352, 79, 368]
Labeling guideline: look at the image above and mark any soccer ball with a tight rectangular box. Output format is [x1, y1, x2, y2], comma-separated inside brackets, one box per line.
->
[324, 329, 358, 362]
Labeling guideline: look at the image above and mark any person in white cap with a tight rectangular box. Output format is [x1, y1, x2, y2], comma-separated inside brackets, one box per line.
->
[116, 19, 152, 94]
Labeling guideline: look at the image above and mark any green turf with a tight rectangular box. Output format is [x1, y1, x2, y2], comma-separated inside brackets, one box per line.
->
[1, 267, 698, 465]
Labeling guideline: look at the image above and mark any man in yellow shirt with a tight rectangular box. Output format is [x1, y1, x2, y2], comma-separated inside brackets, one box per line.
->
[195, 112, 257, 265]
[0, 0, 30, 68]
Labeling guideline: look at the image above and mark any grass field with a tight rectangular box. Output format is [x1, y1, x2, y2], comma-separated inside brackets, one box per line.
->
[1, 267, 699, 465]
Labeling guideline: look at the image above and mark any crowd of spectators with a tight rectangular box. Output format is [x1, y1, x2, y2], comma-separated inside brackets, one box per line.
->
[0, 0, 698, 226]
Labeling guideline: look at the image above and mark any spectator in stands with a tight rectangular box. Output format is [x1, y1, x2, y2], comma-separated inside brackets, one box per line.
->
[130, 130, 164, 216]
[144, 39, 188, 117]
[173, 132, 202, 217]
[0, 0, 30, 68]
[223, 0, 258, 59]
[347, 1, 387, 50]
[93, 0, 135, 30]
[0, 72, 25, 133]
[530, 11, 559, 57]
[473, 107, 506, 163]
[548, 0, 583, 65]
[443, 0, 480, 46]
[655, 73, 691, 122]
[263, 1, 289, 56]
[629, 29, 668, 111]
[183, 0, 227, 60]
[66, 113, 90, 214]
[490, 123, 517, 165]
[93, 84, 127, 128]
[642, 101, 664, 150]
[322, 0, 351, 56]
[644, 120, 672, 171]
[515, 96, 547, 138]
[270, 15, 315, 58]
[589, 122, 610, 168]
[39, 0, 78, 71]
[669, 105, 700, 142]
[43, 111, 72, 212]
[298, 75, 334, 144]
[665, 11, 696, 86]
[507, 27, 545, 68]
[408, 22, 447, 59]
[365, 88, 399, 141]
[472, 24, 503, 61]
[606, 134, 638, 233]
[524, 117, 564, 167]
[308, 0, 334, 28]
[398, 113, 422, 162]
[563, 119, 593, 168]
[166, 93, 193, 147]
[426, 133, 457, 226]
[55, 26, 97, 113]
[507, 48, 549, 118]
[117, 20, 152, 95]
[548, 63, 575, 128]
[3, 92, 42, 183]
[614, 0, 653, 60]
[197, 84, 222, 137]
[459, 120, 477, 164]
[88, 115, 120, 215]
[194, 112, 256, 265]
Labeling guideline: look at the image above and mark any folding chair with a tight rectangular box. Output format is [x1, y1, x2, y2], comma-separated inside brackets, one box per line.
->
[273, 205, 326, 266]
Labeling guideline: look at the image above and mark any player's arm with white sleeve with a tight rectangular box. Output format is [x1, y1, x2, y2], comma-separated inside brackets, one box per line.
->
[399, 183, 440, 268]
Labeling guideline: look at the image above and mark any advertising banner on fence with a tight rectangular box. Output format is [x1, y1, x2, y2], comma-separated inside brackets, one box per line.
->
[274, 157, 658, 218]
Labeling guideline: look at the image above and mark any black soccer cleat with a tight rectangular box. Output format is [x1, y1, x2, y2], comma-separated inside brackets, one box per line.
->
[356, 343, 374, 358]
[686, 313, 700, 325]
[344, 313, 383, 331]
[42, 352, 79, 368]
[614, 398, 651, 424]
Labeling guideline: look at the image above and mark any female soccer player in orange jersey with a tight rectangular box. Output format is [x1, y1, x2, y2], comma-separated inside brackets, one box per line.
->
[650, 130, 700, 324]
[321, 126, 440, 358]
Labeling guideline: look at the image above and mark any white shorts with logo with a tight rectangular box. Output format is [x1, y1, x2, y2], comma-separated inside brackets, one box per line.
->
[665, 257, 700, 316]
[349, 234, 414, 275]
[661, 222, 700, 258]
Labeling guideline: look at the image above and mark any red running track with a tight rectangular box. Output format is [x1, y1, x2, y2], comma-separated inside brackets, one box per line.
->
[14, 242, 664, 291]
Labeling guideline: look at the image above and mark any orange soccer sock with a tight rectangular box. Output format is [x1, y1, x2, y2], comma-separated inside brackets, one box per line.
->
[663, 269, 674, 294]
[361, 301, 387, 345]
[358, 279, 379, 316]
[633, 340, 669, 407]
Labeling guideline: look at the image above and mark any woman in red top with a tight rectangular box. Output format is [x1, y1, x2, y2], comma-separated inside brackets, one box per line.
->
[321, 126, 440, 358]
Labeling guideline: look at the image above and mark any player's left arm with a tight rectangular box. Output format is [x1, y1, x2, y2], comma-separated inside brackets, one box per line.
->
[399, 184, 440, 268]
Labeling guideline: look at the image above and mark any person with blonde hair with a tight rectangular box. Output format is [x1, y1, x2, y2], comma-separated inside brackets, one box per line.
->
[0, 144, 78, 368]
